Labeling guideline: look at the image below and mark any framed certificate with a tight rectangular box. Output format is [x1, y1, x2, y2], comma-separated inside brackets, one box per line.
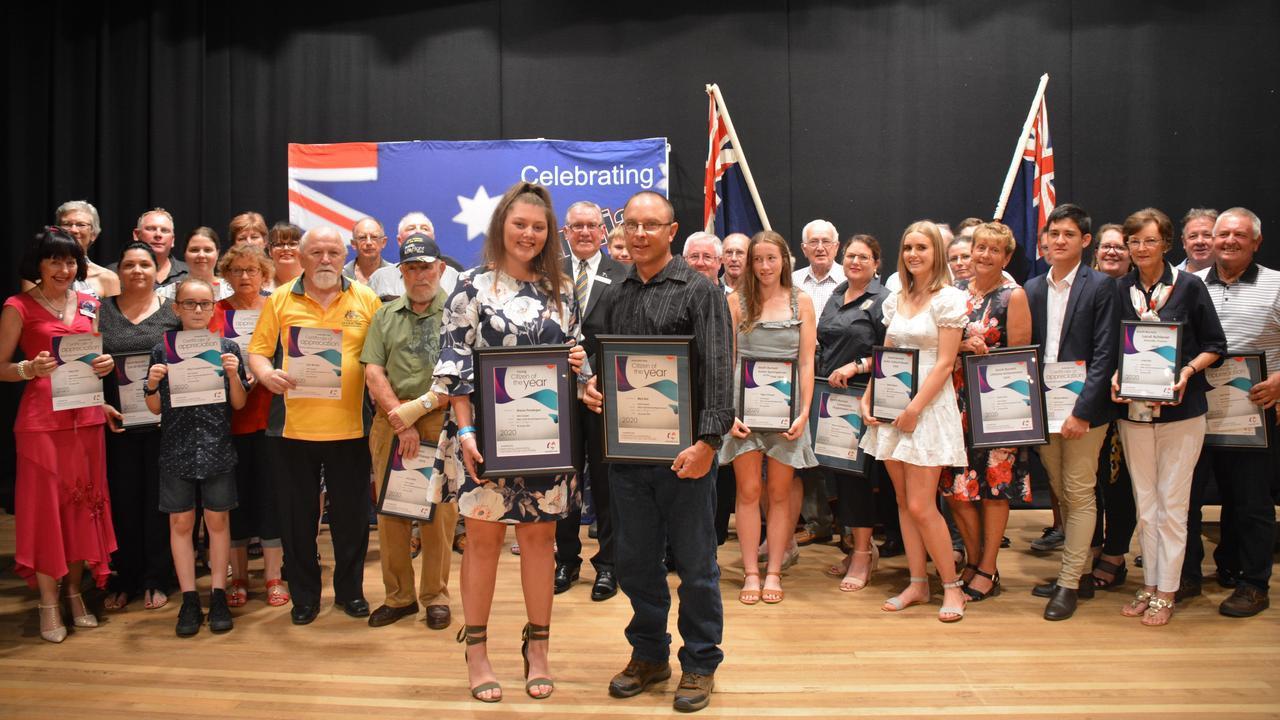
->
[962, 345, 1048, 448]
[376, 438, 440, 522]
[1117, 320, 1183, 402]
[869, 346, 918, 422]
[222, 308, 260, 350]
[809, 380, 868, 474]
[1204, 352, 1270, 449]
[1043, 360, 1087, 434]
[598, 335, 695, 464]
[738, 355, 797, 433]
[113, 351, 161, 428]
[473, 344, 578, 479]
[164, 329, 226, 408]
[285, 326, 344, 399]
[50, 332, 104, 411]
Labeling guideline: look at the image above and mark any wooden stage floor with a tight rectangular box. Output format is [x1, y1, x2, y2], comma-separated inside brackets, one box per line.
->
[2, 508, 1278, 718]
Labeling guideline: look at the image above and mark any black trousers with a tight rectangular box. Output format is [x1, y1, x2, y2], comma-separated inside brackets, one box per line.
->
[1092, 423, 1137, 557]
[714, 463, 736, 546]
[834, 461, 880, 529]
[105, 429, 173, 594]
[557, 407, 614, 572]
[273, 436, 371, 607]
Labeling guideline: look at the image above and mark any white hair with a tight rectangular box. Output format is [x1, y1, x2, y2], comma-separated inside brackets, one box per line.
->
[397, 211, 435, 237]
[564, 201, 603, 224]
[299, 225, 343, 253]
[56, 200, 101, 235]
[1214, 207, 1262, 239]
[683, 232, 722, 257]
[802, 219, 838, 243]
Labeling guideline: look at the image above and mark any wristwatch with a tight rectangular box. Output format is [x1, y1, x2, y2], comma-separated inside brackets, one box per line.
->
[698, 433, 723, 451]
[143, 384, 160, 396]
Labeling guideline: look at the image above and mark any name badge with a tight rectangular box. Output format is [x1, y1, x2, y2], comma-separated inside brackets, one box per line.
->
[594, 276, 612, 285]
[859, 299, 874, 310]
[79, 301, 97, 318]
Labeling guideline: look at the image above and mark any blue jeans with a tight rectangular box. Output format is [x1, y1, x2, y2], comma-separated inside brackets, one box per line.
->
[611, 461, 723, 675]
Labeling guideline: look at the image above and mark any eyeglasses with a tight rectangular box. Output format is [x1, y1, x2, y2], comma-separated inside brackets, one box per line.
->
[1098, 244, 1127, 253]
[844, 253, 874, 263]
[60, 221, 92, 231]
[176, 300, 215, 311]
[1126, 239, 1163, 249]
[567, 223, 601, 233]
[622, 221, 673, 235]
[803, 238, 838, 247]
[685, 253, 719, 263]
[353, 234, 385, 244]
[226, 267, 261, 276]
[271, 240, 301, 249]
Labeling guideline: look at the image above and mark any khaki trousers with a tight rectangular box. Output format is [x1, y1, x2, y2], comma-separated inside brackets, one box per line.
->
[369, 408, 457, 609]
[1036, 424, 1108, 589]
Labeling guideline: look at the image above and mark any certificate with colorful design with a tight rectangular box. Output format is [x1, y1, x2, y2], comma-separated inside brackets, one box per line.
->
[376, 438, 439, 521]
[285, 326, 343, 399]
[809, 380, 867, 474]
[599, 336, 695, 464]
[114, 351, 161, 427]
[1043, 360, 1087, 434]
[738, 356, 797, 432]
[221, 309, 260, 350]
[1204, 352, 1270, 449]
[473, 345, 577, 479]
[50, 332, 104, 411]
[164, 330, 225, 408]
[869, 346, 918, 422]
[963, 346, 1048, 448]
[1117, 320, 1183, 402]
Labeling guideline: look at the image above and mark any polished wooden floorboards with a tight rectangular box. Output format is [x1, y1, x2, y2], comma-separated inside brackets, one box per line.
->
[2, 509, 1278, 718]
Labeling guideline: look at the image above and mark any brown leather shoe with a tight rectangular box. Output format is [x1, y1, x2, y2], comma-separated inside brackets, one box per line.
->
[1219, 585, 1270, 618]
[608, 659, 672, 698]
[673, 671, 714, 712]
[425, 604, 451, 630]
[368, 602, 418, 628]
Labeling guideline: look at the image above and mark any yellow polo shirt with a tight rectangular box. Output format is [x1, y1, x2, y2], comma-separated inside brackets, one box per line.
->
[248, 274, 382, 441]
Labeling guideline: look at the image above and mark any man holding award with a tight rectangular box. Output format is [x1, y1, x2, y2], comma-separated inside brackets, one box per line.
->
[247, 226, 383, 626]
[585, 190, 733, 713]
[1024, 204, 1118, 621]
[361, 235, 456, 629]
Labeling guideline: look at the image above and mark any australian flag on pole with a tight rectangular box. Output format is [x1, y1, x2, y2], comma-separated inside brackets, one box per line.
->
[998, 93, 1056, 280]
[704, 92, 766, 237]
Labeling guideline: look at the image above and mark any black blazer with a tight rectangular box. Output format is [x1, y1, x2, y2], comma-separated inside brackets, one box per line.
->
[1025, 263, 1119, 428]
[565, 253, 626, 365]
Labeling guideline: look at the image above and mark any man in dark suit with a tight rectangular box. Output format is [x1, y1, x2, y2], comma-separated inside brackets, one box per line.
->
[1024, 203, 1118, 620]
[555, 200, 626, 601]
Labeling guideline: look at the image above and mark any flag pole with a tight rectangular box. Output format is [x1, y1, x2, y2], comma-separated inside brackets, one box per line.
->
[706, 83, 772, 231]
[993, 73, 1050, 221]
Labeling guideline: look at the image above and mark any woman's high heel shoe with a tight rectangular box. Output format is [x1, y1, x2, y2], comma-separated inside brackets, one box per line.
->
[839, 545, 879, 592]
[521, 623, 554, 699]
[456, 624, 501, 702]
[66, 592, 98, 628]
[39, 603, 67, 643]
[962, 568, 1001, 602]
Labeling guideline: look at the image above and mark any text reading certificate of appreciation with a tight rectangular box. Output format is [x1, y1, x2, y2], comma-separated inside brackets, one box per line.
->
[165, 330, 225, 408]
[285, 327, 343, 399]
[50, 333, 103, 411]
[1043, 361, 1086, 433]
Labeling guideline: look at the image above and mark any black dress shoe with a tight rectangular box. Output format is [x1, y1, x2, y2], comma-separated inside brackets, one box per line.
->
[1044, 586, 1079, 621]
[338, 597, 370, 618]
[291, 602, 319, 625]
[878, 538, 905, 558]
[425, 604, 451, 630]
[368, 602, 418, 627]
[591, 570, 618, 601]
[1174, 578, 1202, 603]
[1032, 579, 1093, 599]
[1215, 569, 1240, 588]
[555, 564, 580, 594]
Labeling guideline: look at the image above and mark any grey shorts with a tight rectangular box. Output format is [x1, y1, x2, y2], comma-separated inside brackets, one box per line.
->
[160, 470, 239, 514]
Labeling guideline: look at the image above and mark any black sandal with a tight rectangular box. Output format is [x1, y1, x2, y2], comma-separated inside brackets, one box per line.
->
[963, 568, 1001, 601]
[457, 624, 501, 702]
[1091, 558, 1128, 590]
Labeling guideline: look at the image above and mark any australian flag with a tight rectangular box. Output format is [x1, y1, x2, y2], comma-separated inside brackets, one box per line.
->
[704, 91, 766, 237]
[997, 91, 1055, 281]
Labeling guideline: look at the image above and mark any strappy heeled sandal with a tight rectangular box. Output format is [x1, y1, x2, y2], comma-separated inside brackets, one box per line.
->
[457, 624, 501, 702]
[521, 623, 554, 699]
[1090, 558, 1128, 590]
[39, 603, 67, 643]
[1122, 589, 1154, 617]
[939, 578, 967, 623]
[739, 572, 761, 605]
[65, 592, 98, 628]
[882, 576, 928, 612]
[840, 546, 879, 592]
[963, 568, 1001, 602]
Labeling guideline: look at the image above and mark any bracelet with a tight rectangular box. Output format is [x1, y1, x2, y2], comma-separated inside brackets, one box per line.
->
[457, 425, 476, 437]
[16, 360, 31, 380]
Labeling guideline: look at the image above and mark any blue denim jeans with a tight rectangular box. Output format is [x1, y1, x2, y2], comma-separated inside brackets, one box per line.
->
[610, 461, 724, 675]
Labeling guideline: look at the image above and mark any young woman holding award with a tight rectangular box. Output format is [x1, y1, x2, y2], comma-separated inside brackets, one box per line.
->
[722, 231, 818, 605]
[433, 182, 584, 702]
[859, 221, 970, 622]
[1, 227, 117, 643]
[1111, 208, 1225, 626]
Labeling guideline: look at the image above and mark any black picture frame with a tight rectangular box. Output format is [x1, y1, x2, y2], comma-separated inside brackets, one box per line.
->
[1204, 352, 1271, 450]
[1117, 320, 1185, 402]
[737, 354, 798, 433]
[375, 437, 439, 522]
[869, 346, 918, 423]
[472, 344, 578, 479]
[809, 379, 868, 475]
[962, 345, 1049, 449]
[598, 335, 696, 464]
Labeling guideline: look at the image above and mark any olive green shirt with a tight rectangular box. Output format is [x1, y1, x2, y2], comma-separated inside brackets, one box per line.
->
[360, 288, 447, 399]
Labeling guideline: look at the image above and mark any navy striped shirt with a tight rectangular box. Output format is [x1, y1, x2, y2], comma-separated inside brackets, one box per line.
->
[1196, 262, 1280, 373]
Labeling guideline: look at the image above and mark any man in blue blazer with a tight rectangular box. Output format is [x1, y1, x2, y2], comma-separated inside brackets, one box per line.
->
[1024, 204, 1118, 620]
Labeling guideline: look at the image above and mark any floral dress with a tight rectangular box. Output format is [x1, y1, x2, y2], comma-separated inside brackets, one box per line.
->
[432, 267, 581, 524]
[941, 279, 1033, 502]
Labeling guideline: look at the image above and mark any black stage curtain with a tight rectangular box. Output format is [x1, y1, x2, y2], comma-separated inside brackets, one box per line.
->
[3, 1, 1278, 508]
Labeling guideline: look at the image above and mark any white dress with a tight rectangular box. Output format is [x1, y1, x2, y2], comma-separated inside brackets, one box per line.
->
[859, 286, 969, 467]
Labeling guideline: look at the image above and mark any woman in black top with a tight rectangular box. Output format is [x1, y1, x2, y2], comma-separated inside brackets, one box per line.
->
[817, 235, 891, 592]
[99, 243, 181, 611]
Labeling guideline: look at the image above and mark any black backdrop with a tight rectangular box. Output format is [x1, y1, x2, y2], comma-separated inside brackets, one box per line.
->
[4, 1, 1279, 506]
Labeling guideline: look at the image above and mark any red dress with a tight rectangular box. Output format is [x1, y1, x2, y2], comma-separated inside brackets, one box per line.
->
[5, 291, 116, 588]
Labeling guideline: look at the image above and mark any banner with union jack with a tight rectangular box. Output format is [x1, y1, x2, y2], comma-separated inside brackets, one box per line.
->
[704, 86, 768, 237]
[287, 138, 668, 267]
[995, 82, 1056, 279]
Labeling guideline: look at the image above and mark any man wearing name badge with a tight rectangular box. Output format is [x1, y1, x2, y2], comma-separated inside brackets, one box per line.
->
[1024, 203, 1118, 621]
[683, 232, 724, 289]
[344, 217, 394, 286]
[1183, 207, 1280, 617]
[554, 200, 626, 602]
[361, 235, 458, 629]
[584, 191, 733, 713]
[247, 226, 383, 625]
[721, 233, 749, 295]
[368, 212, 460, 300]
[111, 208, 189, 288]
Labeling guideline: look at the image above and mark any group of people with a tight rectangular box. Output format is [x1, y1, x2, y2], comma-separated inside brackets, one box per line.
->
[4, 187, 1277, 711]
